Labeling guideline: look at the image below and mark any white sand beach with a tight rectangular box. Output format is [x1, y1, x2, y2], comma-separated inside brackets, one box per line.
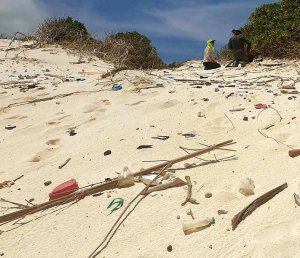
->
[1, 39, 300, 258]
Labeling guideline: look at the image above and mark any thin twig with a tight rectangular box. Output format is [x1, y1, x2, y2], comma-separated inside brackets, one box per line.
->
[224, 113, 235, 131]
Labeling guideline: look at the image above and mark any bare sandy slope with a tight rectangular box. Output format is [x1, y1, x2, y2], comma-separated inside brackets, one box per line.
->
[1, 39, 300, 258]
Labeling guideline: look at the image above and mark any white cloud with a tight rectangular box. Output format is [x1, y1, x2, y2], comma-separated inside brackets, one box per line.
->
[0, 0, 49, 36]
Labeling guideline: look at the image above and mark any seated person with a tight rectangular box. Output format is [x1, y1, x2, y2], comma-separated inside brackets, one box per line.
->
[203, 39, 221, 70]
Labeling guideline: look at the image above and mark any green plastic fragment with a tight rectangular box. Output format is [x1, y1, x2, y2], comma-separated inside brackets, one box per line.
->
[107, 198, 124, 215]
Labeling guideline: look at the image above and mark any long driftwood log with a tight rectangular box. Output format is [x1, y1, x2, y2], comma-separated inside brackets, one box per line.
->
[0, 140, 235, 225]
[232, 182, 288, 230]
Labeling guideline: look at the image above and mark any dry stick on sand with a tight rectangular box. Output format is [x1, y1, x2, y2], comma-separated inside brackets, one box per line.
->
[232, 182, 288, 231]
[181, 176, 199, 206]
[59, 158, 71, 169]
[0, 140, 235, 225]
[88, 163, 172, 258]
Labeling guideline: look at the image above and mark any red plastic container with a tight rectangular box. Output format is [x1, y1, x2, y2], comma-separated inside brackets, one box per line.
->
[49, 179, 79, 200]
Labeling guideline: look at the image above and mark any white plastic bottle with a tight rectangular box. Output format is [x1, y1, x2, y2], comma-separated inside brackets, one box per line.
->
[118, 166, 134, 187]
[182, 217, 215, 235]
[169, 84, 176, 93]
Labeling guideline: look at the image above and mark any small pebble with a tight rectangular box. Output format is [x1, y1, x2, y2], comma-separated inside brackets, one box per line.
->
[167, 245, 172, 252]
[209, 245, 212, 249]
[44, 181, 52, 186]
[104, 150, 111, 156]
[107, 193, 111, 198]
[218, 210, 228, 215]
[177, 215, 180, 220]
[205, 193, 212, 198]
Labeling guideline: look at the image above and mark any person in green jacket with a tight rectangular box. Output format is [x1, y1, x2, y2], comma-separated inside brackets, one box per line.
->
[203, 39, 221, 70]
[228, 29, 252, 67]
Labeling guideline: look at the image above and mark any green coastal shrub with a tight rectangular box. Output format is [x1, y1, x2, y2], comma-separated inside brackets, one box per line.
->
[106, 31, 166, 69]
[240, 0, 300, 58]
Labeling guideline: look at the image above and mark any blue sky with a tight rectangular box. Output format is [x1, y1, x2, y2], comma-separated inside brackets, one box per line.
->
[1, 0, 279, 63]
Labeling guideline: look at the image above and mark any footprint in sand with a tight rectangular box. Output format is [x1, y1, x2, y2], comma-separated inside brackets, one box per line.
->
[46, 138, 60, 146]
[30, 147, 60, 163]
[128, 100, 145, 106]
[82, 104, 107, 114]
[47, 121, 60, 126]
[58, 114, 73, 120]
[246, 220, 300, 257]
[84, 117, 97, 124]
[203, 116, 228, 130]
[5, 114, 28, 120]
[160, 100, 178, 109]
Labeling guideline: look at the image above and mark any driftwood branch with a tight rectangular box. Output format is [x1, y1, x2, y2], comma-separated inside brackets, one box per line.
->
[181, 176, 199, 206]
[232, 182, 288, 230]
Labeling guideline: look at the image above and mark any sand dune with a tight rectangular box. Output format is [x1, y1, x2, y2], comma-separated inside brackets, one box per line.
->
[1, 39, 300, 258]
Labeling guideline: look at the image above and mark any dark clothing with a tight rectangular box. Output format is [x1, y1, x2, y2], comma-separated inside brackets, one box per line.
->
[228, 35, 251, 53]
[233, 50, 249, 67]
[203, 62, 221, 70]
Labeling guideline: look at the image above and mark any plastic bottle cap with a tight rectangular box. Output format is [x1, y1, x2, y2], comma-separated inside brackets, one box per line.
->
[211, 217, 216, 224]
[171, 170, 176, 174]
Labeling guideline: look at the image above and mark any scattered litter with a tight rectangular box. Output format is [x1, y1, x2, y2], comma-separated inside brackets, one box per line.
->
[151, 136, 169, 140]
[229, 108, 245, 112]
[118, 166, 134, 187]
[141, 174, 162, 186]
[243, 116, 248, 121]
[169, 85, 176, 93]
[182, 131, 198, 138]
[5, 125, 16, 130]
[239, 178, 255, 196]
[67, 130, 77, 136]
[107, 198, 124, 215]
[104, 150, 112, 156]
[232, 182, 288, 230]
[294, 193, 300, 206]
[150, 192, 157, 197]
[255, 104, 268, 109]
[183, 217, 215, 235]
[215, 88, 220, 92]
[137, 145, 153, 149]
[0, 181, 13, 189]
[202, 98, 209, 102]
[112, 84, 122, 91]
[49, 179, 79, 200]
